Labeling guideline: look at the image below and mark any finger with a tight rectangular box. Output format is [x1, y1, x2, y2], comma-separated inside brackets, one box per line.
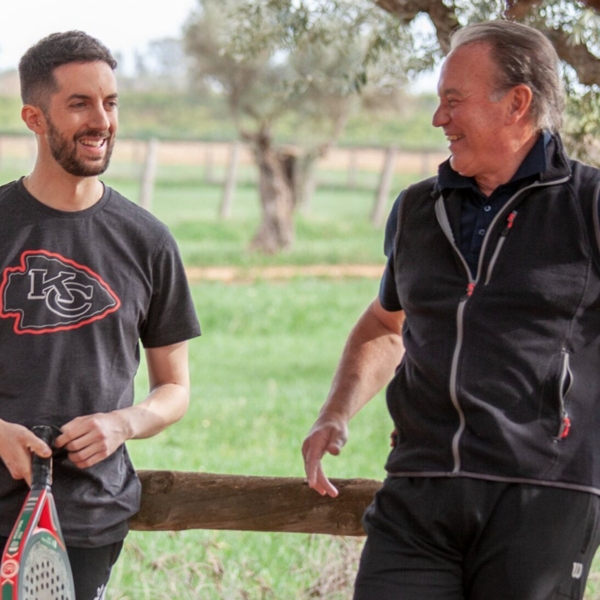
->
[68, 446, 105, 469]
[5, 460, 32, 487]
[27, 439, 52, 458]
[327, 424, 348, 455]
[54, 420, 84, 448]
[56, 426, 98, 451]
[312, 463, 339, 498]
[303, 441, 326, 487]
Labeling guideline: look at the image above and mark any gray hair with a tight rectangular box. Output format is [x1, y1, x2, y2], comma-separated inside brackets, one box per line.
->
[450, 21, 565, 133]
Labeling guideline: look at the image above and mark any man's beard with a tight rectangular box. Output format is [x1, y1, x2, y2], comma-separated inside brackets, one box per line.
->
[45, 115, 115, 177]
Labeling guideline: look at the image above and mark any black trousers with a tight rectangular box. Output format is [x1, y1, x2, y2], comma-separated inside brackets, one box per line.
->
[354, 477, 600, 600]
[1, 535, 123, 600]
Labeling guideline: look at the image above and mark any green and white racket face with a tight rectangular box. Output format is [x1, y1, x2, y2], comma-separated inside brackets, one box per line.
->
[17, 534, 74, 600]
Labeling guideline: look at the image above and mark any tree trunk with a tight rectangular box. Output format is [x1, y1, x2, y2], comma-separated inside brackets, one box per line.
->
[139, 138, 159, 212]
[249, 133, 295, 254]
[220, 141, 241, 219]
[293, 153, 319, 214]
[372, 145, 398, 227]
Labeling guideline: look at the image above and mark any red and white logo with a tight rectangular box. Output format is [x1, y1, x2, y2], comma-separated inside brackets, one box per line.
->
[1, 559, 19, 578]
[0, 250, 121, 334]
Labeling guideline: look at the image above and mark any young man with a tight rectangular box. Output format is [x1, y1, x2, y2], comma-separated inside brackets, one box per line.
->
[0, 31, 201, 599]
[303, 20, 600, 600]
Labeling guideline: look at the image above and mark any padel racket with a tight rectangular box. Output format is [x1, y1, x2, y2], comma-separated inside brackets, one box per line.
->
[0, 425, 75, 600]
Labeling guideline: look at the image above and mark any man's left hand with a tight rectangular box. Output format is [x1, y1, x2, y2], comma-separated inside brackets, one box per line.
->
[55, 413, 129, 468]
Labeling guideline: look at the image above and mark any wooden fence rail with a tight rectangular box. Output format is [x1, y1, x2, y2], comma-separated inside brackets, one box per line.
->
[130, 471, 382, 537]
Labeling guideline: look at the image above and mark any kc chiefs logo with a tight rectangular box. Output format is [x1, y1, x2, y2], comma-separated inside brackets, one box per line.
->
[0, 250, 121, 334]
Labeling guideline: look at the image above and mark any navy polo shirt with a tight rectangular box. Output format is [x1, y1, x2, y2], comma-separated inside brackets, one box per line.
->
[380, 133, 550, 311]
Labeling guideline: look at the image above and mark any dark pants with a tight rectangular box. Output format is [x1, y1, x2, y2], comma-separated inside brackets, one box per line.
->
[354, 477, 600, 600]
[1, 535, 123, 600]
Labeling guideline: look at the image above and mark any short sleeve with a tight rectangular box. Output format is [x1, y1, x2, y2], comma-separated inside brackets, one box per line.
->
[140, 233, 201, 348]
[379, 194, 403, 312]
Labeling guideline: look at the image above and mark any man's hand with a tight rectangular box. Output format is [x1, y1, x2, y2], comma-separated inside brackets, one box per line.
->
[302, 414, 349, 498]
[0, 421, 52, 486]
[55, 412, 129, 469]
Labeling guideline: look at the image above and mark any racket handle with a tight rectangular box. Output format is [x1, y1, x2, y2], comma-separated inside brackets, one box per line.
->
[31, 425, 61, 489]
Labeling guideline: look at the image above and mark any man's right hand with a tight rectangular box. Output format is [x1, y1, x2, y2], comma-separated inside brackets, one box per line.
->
[0, 421, 52, 487]
[302, 414, 349, 498]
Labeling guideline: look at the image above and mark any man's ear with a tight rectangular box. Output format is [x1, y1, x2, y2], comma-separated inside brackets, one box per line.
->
[505, 84, 533, 125]
[21, 105, 46, 134]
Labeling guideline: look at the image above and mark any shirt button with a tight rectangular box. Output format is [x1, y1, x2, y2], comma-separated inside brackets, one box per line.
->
[484, 205, 492, 212]
[478, 229, 486, 236]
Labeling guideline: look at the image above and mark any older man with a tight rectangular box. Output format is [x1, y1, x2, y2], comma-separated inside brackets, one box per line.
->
[303, 20, 600, 600]
[0, 32, 200, 600]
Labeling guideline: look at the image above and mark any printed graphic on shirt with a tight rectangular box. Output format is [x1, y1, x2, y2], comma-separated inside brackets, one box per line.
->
[0, 250, 121, 334]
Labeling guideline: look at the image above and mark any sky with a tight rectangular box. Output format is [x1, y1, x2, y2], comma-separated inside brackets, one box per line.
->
[0, 0, 199, 73]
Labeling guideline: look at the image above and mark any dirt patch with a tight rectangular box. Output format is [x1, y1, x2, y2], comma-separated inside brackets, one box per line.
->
[186, 264, 385, 283]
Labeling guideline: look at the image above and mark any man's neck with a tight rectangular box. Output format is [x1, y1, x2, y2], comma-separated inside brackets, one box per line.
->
[23, 163, 105, 212]
[474, 131, 541, 197]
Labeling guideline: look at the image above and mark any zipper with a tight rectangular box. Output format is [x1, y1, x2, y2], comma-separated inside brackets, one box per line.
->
[448, 296, 469, 472]
[434, 175, 571, 472]
[484, 210, 518, 285]
[556, 350, 573, 440]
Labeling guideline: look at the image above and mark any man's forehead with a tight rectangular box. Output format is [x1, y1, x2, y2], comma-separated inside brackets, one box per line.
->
[437, 43, 496, 95]
[52, 61, 117, 95]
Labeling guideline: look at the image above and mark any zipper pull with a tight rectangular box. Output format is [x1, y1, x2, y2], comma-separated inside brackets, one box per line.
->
[501, 210, 518, 236]
[466, 282, 476, 297]
[559, 415, 571, 440]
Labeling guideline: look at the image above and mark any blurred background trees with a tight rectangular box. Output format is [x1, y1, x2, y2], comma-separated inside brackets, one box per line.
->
[0, 0, 598, 253]
[184, 0, 413, 252]
[182, 0, 599, 252]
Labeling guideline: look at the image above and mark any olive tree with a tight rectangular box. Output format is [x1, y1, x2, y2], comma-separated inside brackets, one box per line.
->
[184, 0, 413, 253]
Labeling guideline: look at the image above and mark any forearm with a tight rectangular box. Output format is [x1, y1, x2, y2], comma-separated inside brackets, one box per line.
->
[115, 382, 189, 441]
[319, 300, 404, 424]
[55, 342, 191, 468]
[302, 298, 404, 496]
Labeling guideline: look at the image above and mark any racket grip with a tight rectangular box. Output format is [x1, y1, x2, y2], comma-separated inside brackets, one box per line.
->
[31, 425, 60, 488]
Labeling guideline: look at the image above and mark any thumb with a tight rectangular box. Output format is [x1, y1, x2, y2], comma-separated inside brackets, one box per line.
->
[28, 437, 52, 458]
[326, 426, 348, 456]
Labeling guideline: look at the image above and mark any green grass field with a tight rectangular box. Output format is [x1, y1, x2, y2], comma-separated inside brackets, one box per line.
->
[111, 278, 389, 600]
[3, 156, 600, 599]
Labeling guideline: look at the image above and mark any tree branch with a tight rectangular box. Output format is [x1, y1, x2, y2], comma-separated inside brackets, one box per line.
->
[372, 0, 459, 54]
[373, 0, 600, 85]
[543, 27, 600, 86]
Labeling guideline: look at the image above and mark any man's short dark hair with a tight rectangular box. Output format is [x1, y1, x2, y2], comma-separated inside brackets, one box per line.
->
[19, 30, 117, 109]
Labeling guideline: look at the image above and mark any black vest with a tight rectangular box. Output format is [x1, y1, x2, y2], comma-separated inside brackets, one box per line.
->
[386, 137, 600, 494]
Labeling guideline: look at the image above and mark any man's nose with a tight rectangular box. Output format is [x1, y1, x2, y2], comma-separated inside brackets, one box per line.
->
[89, 105, 111, 131]
[432, 104, 448, 128]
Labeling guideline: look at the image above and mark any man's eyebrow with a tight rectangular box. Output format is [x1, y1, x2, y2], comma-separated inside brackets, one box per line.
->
[441, 88, 463, 97]
[66, 93, 119, 101]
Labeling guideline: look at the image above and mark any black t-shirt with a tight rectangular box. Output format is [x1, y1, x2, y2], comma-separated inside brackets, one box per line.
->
[0, 179, 201, 546]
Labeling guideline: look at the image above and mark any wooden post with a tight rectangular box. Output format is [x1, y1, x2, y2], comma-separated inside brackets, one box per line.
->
[219, 141, 241, 219]
[29, 136, 37, 170]
[130, 472, 381, 536]
[421, 151, 431, 177]
[371, 146, 397, 227]
[298, 164, 318, 215]
[204, 146, 215, 185]
[347, 148, 358, 189]
[139, 138, 159, 211]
